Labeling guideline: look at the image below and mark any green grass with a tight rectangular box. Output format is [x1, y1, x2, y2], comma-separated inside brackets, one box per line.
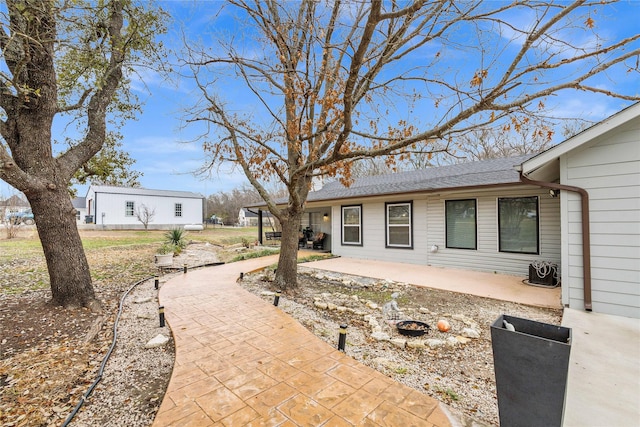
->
[230, 248, 280, 262]
[298, 253, 334, 263]
[0, 227, 263, 294]
[435, 386, 460, 401]
[0, 239, 44, 261]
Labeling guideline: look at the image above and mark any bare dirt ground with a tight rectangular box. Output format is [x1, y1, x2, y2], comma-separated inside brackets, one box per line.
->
[1, 232, 561, 426]
[0, 237, 164, 426]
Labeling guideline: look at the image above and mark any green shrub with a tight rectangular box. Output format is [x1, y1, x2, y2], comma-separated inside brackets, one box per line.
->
[165, 227, 187, 249]
[156, 243, 175, 255]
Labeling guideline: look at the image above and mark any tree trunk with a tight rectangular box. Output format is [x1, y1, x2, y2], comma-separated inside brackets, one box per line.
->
[274, 210, 303, 290]
[28, 188, 96, 308]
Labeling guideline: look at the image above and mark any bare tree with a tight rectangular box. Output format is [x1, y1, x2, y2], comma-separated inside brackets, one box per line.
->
[1, 191, 27, 239]
[0, 1, 166, 307]
[134, 203, 156, 230]
[183, 0, 640, 289]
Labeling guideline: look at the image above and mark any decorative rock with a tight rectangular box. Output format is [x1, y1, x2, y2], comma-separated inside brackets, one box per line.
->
[455, 336, 472, 344]
[390, 338, 406, 348]
[133, 297, 152, 304]
[337, 306, 347, 313]
[371, 331, 391, 341]
[136, 314, 154, 320]
[425, 338, 446, 349]
[373, 357, 399, 370]
[461, 328, 480, 339]
[446, 337, 459, 347]
[372, 325, 382, 333]
[419, 307, 430, 314]
[314, 301, 328, 309]
[453, 314, 477, 327]
[341, 279, 353, 285]
[327, 303, 338, 311]
[367, 302, 379, 310]
[406, 340, 426, 349]
[351, 295, 359, 301]
[145, 334, 169, 349]
[321, 293, 331, 299]
[260, 291, 275, 296]
[354, 311, 367, 316]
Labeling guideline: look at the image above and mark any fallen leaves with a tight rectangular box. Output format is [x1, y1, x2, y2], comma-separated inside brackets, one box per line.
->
[0, 242, 159, 427]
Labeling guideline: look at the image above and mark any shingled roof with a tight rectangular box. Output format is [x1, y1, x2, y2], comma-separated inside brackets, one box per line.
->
[307, 154, 536, 202]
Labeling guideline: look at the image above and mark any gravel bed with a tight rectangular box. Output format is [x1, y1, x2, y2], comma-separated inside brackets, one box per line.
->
[58, 244, 561, 427]
[238, 266, 562, 426]
[70, 277, 175, 427]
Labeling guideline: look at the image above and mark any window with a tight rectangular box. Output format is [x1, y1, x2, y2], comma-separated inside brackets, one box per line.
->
[175, 203, 182, 217]
[125, 201, 134, 217]
[341, 205, 362, 245]
[498, 196, 539, 254]
[76, 210, 81, 221]
[445, 199, 477, 249]
[386, 202, 412, 248]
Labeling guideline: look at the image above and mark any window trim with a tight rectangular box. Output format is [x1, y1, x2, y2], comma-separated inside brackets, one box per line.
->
[385, 201, 413, 249]
[125, 201, 135, 217]
[445, 199, 477, 250]
[175, 203, 183, 217]
[497, 196, 540, 255]
[341, 204, 363, 246]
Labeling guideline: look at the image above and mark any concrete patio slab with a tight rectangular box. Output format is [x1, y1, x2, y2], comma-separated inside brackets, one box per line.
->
[301, 256, 562, 309]
[562, 308, 640, 427]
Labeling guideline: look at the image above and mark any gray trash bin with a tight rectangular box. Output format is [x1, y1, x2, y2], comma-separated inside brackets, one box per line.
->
[491, 314, 571, 427]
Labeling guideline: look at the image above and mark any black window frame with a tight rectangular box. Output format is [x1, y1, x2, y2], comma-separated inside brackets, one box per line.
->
[175, 203, 183, 217]
[445, 199, 477, 250]
[385, 201, 413, 249]
[498, 196, 540, 255]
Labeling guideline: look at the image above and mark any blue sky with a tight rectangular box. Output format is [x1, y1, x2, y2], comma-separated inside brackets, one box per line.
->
[1, 1, 639, 199]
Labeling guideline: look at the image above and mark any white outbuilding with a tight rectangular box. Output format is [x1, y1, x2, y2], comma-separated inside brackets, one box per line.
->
[85, 185, 204, 230]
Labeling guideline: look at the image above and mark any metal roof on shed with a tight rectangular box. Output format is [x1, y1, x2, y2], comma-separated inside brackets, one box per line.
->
[88, 185, 203, 199]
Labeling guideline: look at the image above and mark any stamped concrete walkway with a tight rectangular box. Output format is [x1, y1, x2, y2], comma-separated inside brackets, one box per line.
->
[153, 256, 458, 427]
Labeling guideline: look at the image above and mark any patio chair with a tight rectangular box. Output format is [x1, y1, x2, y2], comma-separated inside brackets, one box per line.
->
[312, 232, 326, 249]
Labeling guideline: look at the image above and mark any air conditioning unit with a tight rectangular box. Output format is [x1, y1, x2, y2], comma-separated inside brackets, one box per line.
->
[528, 262, 558, 287]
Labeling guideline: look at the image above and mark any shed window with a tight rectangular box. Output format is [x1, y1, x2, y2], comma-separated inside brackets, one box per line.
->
[386, 202, 412, 248]
[445, 199, 477, 249]
[175, 203, 183, 217]
[125, 201, 135, 217]
[498, 196, 539, 254]
[341, 205, 362, 245]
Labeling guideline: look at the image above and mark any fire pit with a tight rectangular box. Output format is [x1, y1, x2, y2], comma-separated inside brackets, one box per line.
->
[396, 320, 431, 337]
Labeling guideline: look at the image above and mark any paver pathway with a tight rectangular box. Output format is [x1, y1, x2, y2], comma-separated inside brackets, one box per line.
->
[153, 256, 456, 426]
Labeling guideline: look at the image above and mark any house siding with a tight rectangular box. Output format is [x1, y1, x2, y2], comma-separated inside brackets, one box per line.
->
[561, 118, 640, 318]
[86, 186, 203, 229]
[330, 186, 560, 278]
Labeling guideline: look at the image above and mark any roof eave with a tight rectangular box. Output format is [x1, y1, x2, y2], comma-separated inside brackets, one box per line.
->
[246, 181, 530, 210]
